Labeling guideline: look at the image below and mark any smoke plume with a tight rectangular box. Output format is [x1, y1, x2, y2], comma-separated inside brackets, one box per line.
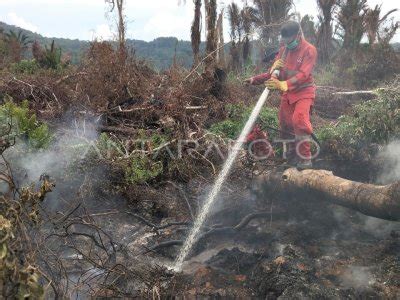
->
[377, 140, 400, 184]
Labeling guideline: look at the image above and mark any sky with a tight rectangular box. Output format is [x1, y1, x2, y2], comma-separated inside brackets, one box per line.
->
[0, 0, 399, 42]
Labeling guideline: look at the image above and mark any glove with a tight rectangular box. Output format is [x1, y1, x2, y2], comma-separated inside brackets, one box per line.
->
[269, 59, 285, 74]
[265, 78, 288, 92]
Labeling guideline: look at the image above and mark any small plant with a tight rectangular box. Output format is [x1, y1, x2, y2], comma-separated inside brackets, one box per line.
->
[125, 155, 163, 184]
[136, 129, 168, 149]
[97, 132, 125, 159]
[0, 99, 52, 149]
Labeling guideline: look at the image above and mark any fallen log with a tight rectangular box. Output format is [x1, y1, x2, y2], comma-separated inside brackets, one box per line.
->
[258, 168, 400, 221]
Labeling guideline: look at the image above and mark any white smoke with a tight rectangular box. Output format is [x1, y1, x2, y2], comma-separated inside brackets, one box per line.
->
[339, 266, 375, 290]
[377, 140, 400, 184]
[362, 216, 399, 238]
[4, 115, 100, 186]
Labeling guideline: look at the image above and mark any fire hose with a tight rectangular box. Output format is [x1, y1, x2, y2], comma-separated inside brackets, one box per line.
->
[263, 124, 322, 149]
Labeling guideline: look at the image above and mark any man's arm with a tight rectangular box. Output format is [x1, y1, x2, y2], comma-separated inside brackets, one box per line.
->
[246, 50, 283, 85]
[286, 46, 317, 91]
[249, 72, 272, 85]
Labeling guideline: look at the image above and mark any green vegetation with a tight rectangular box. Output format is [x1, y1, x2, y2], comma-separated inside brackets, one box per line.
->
[210, 103, 279, 139]
[0, 99, 52, 149]
[41, 41, 63, 69]
[227, 62, 257, 84]
[97, 132, 125, 159]
[316, 86, 400, 156]
[97, 131, 168, 184]
[125, 156, 163, 184]
[314, 63, 344, 87]
[10, 59, 39, 74]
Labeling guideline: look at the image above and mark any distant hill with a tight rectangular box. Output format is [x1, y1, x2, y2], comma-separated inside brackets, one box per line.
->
[127, 37, 204, 70]
[4, 21, 397, 70]
[0, 21, 90, 65]
[393, 43, 400, 52]
[0, 21, 201, 70]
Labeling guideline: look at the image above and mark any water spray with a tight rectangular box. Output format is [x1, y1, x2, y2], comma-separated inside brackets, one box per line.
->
[173, 87, 271, 272]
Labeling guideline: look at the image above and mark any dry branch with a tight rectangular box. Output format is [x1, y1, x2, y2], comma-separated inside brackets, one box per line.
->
[146, 211, 275, 253]
[98, 125, 137, 135]
[126, 212, 190, 231]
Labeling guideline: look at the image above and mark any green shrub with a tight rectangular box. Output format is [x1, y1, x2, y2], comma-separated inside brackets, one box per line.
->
[96, 132, 125, 159]
[0, 99, 52, 149]
[125, 156, 163, 184]
[210, 103, 279, 139]
[316, 86, 400, 156]
[136, 129, 168, 149]
[11, 59, 39, 74]
[96, 131, 167, 184]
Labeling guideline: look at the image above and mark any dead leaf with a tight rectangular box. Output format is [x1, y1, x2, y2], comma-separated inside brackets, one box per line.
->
[274, 256, 286, 265]
[235, 274, 247, 282]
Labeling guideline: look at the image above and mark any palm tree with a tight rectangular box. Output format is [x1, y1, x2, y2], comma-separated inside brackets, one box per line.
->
[248, 0, 293, 46]
[5, 30, 32, 49]
[241, 5, 253, 64]
[377, 20, 399, 45]
[337, 0, 367, 49]
[4, 30, 32, 62]
[364, 5, 398, 45]
[227, 2, 242, 71]
[316, 0, 338, 64]
[301, 15, 317, 45]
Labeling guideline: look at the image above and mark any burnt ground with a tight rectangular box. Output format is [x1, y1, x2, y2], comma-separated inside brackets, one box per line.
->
[32, 153, 400, 298]
[111, 161, 400, 298]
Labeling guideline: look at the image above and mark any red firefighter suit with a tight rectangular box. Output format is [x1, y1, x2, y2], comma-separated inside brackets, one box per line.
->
[250, 37, 317, 160]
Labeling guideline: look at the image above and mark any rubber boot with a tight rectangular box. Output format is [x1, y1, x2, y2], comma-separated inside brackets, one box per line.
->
[295, 135, 312, 170]
[280, 142, 297, 169]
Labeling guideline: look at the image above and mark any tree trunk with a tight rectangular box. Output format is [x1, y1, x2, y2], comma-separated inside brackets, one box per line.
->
[105, 0, 126, 57]
[204, 0, 217, 73]
[216, 9, 225, 68]
[116, 0, 126, 58]
[191, 0, 202, 66]
[258, 168, 400, 221]
[338, 0, 367, 50]
[316, 0, 337, 64]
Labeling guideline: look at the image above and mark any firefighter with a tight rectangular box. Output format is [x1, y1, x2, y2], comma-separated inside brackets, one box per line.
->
[245, 20, 317, 169]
